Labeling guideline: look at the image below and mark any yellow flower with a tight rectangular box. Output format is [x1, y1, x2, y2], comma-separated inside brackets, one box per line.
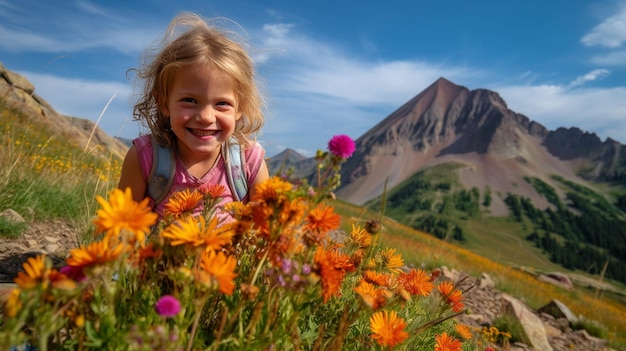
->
[94, 188, 157, 242]
[4, 288, 22, 317]
[198, 250, 238, 295]
[161, 216, 233, 251]
[66, 238, 125, 270]
[369, 310, 409, 348]
[14, 255, 48, 289]
[164, 188, 204, 217]
[350, 224, 371, 249]
[379, 248, 404, 273]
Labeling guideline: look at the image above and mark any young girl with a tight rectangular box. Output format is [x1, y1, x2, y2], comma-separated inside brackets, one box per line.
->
[118, 12, 269, 220]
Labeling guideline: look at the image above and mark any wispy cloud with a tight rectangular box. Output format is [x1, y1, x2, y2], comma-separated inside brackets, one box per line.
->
[568, 69, 610, 88]
[581, 4, 626, 48]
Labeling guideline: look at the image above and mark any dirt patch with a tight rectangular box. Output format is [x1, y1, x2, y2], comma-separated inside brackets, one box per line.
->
[0, 219, 80, 283]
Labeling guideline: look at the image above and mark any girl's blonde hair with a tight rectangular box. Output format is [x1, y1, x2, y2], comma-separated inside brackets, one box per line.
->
[132, 12, 265, 148]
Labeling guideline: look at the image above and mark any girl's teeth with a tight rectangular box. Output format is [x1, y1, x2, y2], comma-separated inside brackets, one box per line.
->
[193, 130, 216, 136]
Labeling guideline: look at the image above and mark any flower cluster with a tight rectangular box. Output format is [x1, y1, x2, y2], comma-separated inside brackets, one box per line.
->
[0, 135, 474, 350]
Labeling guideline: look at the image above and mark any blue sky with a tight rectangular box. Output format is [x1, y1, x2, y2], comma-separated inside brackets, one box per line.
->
[1, 0, 626, 157]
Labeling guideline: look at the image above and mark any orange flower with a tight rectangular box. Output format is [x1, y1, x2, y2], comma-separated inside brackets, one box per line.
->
[66, 239, 125, 270]
[434, 332, 463, 351]
[369, 310, 409, 348]
[198, 250, 238, 295]
[313, 246, 355, 302]
[437, 281, 465, 313]
[455, 324, 472, 340]
[94, 188, 157, 242]
[350, 224, 371, 249]
[398, 268, 433, 297]
[164, 188, 204, 217]
[14, 255, 48, 289]
[355, 280, 387, 310]
[303, 203, 340, 234]
[363, 270, 392, 287]
[198, 183, 226, 198]
[252, 176, 292, 202]
[161, 216, 233, 251]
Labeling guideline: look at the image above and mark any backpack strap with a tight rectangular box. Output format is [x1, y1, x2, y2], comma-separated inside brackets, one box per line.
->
[223, 137, 248, 201]
[147, 136, 176, 205]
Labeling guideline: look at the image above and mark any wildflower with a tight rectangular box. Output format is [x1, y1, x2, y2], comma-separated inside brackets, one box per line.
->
[398, 268, 433, 297]
[4, 288, 22, 317]
[379, 248, 404, 273]
[437, 281, 465, 313]
[350, 224, 371, 249]
[251, 176, 292, 202]
[434, 332, 463, 351]
[369, 310, 409, 348]
[328, 134, 355, 159]
[313, 246, 355, 302]
[198, 250, 238, 295]
[365, 219, 380, 234]
[155, 295, 181, 317]
[164, 188, 204, 217]
[303, 203, 341, 235]
[60, 265, 87, 282]
[161, 216, 233, 251]
[94, 187, 157, 242]
[66, 239, 125, 271]
[355, 280, 387, 310]
[198, 183, 226, 198]
[14, 255, 48, 289]
[363, 270, 392, 287]
[455, 323, 472, 340]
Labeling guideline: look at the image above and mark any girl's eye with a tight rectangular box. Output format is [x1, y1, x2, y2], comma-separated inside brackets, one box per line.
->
[181, 97, 196, 103]
[216, 101, 231, 106]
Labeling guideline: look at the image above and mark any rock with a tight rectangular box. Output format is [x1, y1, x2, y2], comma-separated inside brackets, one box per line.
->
[538, 299, 578, 324]
[538, 272, 574, 290]
[0, 209, 25, 224]
[501, 293, 553, 351]
[479, 272, 496, 289]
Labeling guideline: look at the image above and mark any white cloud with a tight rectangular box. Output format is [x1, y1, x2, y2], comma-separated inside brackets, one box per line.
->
[568, 69, 610, 88]
[590, 49, 626, 65]
[496, 84, 626, 143]
[581, 5, 626, 48]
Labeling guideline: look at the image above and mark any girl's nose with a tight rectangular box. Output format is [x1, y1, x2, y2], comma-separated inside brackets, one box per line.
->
[197, 105, 216, 123]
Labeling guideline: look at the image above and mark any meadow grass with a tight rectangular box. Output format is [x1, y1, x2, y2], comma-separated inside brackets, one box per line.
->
[1, 101, 625, 348]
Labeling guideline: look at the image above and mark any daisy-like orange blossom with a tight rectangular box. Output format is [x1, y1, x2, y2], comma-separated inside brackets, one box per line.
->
[94, 187, 157, 243]
[455, 323, 472, 340]
[350, 224, 371, 249]
[14, 255, 49, 289]
[303, 203, 341, 235]
[66, 239, 125, 271]
[197, 250, 238, 295]
[251, 176, 292, 203]
[434, 332, 463, 351]
[437, 281, 465, 313]
[161, 215, 234, 252]
[398, 268, 434, 297]
[313, 246, 355, 303]
[163, 188, 204, 217]
[354, 280, 388, 310]
[369, 310, 409, 348]
[198, 183, 226, 198]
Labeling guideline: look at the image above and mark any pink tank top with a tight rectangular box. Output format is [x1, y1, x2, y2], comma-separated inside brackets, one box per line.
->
[133, 135, 265, 221]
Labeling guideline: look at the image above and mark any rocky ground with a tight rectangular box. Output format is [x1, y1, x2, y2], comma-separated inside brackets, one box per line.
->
[0, 220, 621, 351]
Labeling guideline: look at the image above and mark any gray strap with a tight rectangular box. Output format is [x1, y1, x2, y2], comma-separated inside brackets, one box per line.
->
[147, 136, 176, 205]
[224, 138, 248, 201]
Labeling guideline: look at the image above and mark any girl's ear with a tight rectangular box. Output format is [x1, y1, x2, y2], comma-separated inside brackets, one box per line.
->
[158, 99, 170, 118]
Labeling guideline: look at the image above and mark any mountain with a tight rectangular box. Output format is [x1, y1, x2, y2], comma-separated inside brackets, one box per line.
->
[333, 77, 625, 215]
[0, 62, 128, 160]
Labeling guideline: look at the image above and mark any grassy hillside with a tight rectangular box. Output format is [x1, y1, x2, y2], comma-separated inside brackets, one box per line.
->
[1, 101, 625, 347]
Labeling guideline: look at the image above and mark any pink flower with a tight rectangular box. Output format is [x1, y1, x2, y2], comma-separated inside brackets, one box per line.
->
[155, 295, 181, 317]
[328, 134, 355, 159]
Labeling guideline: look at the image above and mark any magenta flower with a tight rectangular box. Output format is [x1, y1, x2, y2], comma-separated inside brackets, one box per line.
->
[155, 295, 181, 317]
[60, 265, 87, 282]
[328, 134, 355, 159]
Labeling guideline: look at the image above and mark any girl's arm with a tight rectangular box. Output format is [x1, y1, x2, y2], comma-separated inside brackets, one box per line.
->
[248, 159, 269, 200]
[118, 145, 148, 203]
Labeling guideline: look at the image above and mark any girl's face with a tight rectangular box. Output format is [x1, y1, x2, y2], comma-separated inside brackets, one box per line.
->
[161, 62, 241, 164]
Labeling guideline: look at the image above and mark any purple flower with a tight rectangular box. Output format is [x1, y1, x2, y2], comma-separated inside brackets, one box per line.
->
[328, 134, 355, 159]
[155, 295, 181, 318]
